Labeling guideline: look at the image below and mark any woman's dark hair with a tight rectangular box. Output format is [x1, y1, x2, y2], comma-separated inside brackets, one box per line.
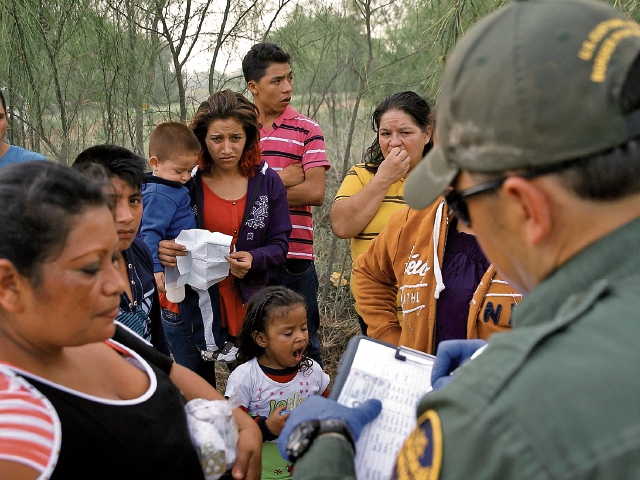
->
[0, 90, 6, 114]
[0, 162, 107, 284]
[364, 91, 434, 174]
[236, 286, 312, 372]
[190, 90, 262, 178]
[72, 161, 112, 187]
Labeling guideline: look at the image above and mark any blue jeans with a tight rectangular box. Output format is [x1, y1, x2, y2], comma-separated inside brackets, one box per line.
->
[161, 308, 217, 388]
[269, 260, 323, 366]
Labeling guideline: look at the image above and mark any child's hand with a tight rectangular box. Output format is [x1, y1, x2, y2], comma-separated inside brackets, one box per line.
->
[158, 239, 187, 268]
[265, 405, 290, 436]
[154, 271, 166, 293]
[227, 251, 253, 279]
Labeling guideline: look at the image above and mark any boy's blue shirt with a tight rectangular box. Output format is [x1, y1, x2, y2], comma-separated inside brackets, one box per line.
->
[140, 173, 197, 272]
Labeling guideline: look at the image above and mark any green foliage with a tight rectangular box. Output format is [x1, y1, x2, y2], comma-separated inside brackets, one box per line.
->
[0, 0, 177, 161]
[3, 0, 639, 162]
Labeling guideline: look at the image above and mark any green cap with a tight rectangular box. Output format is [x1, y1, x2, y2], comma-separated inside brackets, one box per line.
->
[405, 0, 640, 210]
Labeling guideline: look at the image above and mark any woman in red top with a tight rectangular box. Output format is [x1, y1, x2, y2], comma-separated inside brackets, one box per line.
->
[159, 90, 291, 386]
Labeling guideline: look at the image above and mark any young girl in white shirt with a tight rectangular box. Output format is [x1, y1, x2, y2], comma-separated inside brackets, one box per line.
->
[225, 286, 330, 479]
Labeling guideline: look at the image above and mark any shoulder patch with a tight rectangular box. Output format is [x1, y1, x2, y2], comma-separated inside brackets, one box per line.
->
[393, 409, 442, 480]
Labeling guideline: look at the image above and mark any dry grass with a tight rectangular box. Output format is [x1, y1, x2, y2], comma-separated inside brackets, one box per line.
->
[317, 304, 362, 391]
[215, 362, 231, 394]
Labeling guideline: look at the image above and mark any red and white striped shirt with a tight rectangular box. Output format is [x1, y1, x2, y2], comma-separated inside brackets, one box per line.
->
[0, 336, 146, 478]
[0, 365, 60, 478]
[259, 105, 330, 260]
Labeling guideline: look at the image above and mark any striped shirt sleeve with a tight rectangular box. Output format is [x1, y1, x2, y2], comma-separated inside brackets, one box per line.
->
[333, 165, 367, 202]
[0, 366, 60, 477]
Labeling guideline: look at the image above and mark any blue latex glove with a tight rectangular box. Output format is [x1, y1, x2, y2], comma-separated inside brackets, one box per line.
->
[431, 339, 488, 391]
[278, 395, 382, 460]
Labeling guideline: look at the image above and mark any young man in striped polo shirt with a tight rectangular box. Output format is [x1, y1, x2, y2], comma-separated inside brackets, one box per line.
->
[243, 42, 330, 366]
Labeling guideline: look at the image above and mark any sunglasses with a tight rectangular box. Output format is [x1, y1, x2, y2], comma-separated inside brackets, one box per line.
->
[444, 161, 579, 227]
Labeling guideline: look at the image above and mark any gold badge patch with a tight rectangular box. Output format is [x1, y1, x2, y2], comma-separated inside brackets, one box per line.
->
[578, 18, 640, 82]
[393, 410, 443, 480]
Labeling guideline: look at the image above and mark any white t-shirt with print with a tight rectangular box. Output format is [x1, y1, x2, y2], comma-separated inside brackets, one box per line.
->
[225, 358, 330, 419]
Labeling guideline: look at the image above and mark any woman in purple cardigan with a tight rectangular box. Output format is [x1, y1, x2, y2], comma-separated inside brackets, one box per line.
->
[159, 90, 291, 387]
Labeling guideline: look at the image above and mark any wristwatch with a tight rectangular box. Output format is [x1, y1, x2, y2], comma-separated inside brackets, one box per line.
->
[285, 419, 356, 463]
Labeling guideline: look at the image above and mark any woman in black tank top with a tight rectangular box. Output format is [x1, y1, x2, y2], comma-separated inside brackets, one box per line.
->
[0, 162, 261, 479]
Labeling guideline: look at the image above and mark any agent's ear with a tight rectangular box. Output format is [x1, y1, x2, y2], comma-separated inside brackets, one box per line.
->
[0, 260, 27, 313]
[502, 177, 552, 247]
[253, 331, 267, 348]
[149, 156, 160, 171]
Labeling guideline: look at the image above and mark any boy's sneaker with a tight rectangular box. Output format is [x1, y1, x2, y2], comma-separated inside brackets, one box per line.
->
[217, 342, 238, 363]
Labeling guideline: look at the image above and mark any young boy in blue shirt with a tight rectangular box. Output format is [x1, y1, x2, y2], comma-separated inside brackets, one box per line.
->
[140, 122, 200, 292]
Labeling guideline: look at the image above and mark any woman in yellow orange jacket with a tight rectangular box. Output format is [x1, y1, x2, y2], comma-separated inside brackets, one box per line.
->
[353, 198, 520, 354]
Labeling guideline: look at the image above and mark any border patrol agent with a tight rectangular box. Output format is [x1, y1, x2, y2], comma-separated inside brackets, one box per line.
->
[275, 0, 640, 478]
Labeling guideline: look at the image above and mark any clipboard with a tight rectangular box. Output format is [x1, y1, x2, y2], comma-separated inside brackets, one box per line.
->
[330, 336, 435, 479]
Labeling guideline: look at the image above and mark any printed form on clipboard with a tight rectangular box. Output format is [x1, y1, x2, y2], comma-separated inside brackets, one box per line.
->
[330, 336, 435, 479]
